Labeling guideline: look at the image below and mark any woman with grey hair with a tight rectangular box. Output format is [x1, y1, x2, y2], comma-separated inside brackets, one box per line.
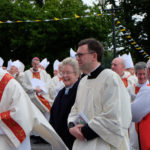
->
[50, 57, 80, 150]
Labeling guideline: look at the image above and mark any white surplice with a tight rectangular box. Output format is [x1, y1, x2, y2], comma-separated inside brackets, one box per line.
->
[131, 85, 150, 123]
[51, 75, 64, 99]
[130, 84, 150, 150]
[68, 69, 132, 150]
[13, 72, 24, 85]
[121, 71, 137, 89]
[0, 69, 68, 150]
[22, 68, 53, 114]
[128, 82, 148, 150]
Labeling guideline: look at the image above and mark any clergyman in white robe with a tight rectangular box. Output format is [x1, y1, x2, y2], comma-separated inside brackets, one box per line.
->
[68, 69, 132, 150]
[0, 68, 68, 150]
[22, 68, 53, 120]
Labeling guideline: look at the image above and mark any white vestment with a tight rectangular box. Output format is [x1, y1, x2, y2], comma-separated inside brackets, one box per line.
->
[128, 81, 149, 101]
[22, 68, 53, 116]
[68, 69, 132, 150]
[131, 74, 138, 84]
[14, 72, 24, 85]
[130, 84, 150, 150]
[0, 69, 68, 150]
[131, 85, 150, 123]
[121, 71, 137, 89]
[51, 75, 64, 99]
[128, 82, 148, 150]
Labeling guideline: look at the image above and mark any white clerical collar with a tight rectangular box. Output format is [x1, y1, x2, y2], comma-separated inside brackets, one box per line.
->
[137, 80, 149, 87]
[88, 64, 101, 76]
[65, 85, 73, 95]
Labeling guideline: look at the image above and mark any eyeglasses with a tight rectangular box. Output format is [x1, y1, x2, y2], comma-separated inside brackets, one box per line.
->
[75, 52, 94, 58]
[62, 71, 75, 76]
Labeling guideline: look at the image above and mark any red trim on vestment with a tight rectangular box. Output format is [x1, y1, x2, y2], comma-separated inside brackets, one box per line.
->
[59, 77, 62, 81]
[122, 78, 128, 88]
[0, 111, 26, 143]
[33, 72, 40, 79]
[32, 71, 51, 111]
[37, 94, 51, 112]
[0, 73, 26, 143]
[135, 86, 140, 95]
[134, 86, 141, 133]
[137, 84, 150, 149]
[139, 113, 150, 150]
[0, 73, 13, 101]
[122, 75, 131, 88]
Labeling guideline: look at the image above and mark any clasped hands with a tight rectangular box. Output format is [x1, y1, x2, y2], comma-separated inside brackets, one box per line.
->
[69, 124, 85, 141]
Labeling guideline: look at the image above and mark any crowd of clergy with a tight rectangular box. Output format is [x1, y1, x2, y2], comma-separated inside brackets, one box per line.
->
[0, 38, 150, 150]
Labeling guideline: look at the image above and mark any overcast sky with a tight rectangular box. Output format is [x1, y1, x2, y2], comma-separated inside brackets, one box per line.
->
[82, 0, 98, 6]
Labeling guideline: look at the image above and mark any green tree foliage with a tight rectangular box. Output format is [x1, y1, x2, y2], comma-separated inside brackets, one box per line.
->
[116, 0, 150, 62]
[0, 0, 112, 74]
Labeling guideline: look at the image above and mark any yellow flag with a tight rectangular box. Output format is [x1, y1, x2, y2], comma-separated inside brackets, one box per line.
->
[126, 36, 131, 39]
[131, 41, 136, 45]
[16, 20, 23, 23]
[136, 47, 142, 50]
[97, 14, 102, 16]
[121, 28, 126, 32]
[35, 20, 41, 22]
[54, 17, 60, 21]
[75, 14, 80, 19]
[116, 21, 121, 24]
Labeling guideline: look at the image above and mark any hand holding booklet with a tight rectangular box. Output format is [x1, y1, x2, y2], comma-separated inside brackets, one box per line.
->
[75, 112, 89, 125]
[30, 78, 48, 94]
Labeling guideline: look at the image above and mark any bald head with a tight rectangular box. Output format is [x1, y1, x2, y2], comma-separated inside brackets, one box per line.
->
[111, 57, 125, 76]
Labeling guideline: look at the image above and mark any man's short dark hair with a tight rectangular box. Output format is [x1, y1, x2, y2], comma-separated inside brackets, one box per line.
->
[78, 38, 104, 62]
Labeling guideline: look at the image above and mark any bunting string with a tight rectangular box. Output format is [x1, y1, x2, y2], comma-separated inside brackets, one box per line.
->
[0, 13, 148, 59]
[115, 18, 150, 60]
[0, 14, 103, 24]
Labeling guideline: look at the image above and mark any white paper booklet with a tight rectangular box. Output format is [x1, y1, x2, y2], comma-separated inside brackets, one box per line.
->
[75, 112, 89, 125]
[30, 78, 48, 94]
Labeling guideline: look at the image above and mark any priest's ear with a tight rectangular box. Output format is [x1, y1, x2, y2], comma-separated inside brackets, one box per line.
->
[92, 52, 98, 61]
